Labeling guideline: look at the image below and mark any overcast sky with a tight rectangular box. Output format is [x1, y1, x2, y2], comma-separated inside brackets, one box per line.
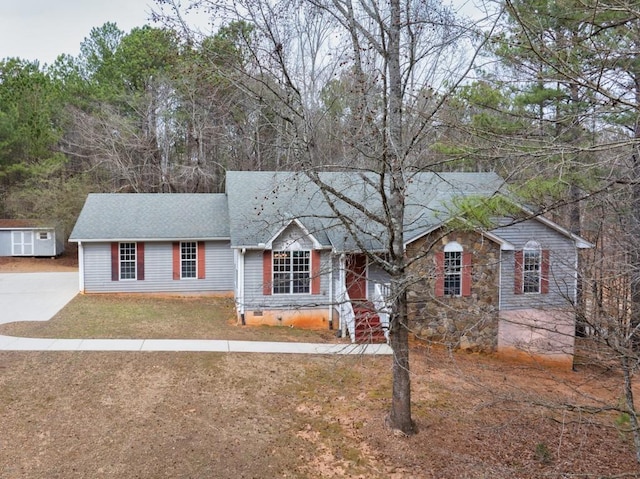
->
[0, 0, 166, 65]
[0, 0, 484, 66]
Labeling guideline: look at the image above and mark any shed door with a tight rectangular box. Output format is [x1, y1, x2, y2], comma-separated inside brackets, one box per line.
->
[12, 231, 34, 256]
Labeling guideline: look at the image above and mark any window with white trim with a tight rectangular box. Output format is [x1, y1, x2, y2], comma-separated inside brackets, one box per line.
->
[523, 240, 541, 293]
[38, 231, 49, 240]
[181, 241, 197, 278]
[444, 241, 463, 296]
[119, 242, 137, 280]
[273, 250, 310, 294]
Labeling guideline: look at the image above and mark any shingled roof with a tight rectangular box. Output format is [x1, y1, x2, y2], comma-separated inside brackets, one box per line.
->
[69, 194, 230, 241]
[68, 172, 596, 253]
[225, 171, 507, 251]
[0, 219, 54, 229]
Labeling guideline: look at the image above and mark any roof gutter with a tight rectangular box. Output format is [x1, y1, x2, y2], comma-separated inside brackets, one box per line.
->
[69, 237, 231, 243]
[231, 244, 333, 251]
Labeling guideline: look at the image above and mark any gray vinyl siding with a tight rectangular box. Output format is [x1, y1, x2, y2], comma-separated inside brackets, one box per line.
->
[492, 219, 577, 311]
[0, 229, 61, 256]
[33, 230, 59, 256]
[82, 241, 234, 293]
[367, 262, 390, 299]
[0, 231, 10, 256]
[55, 230, 65, 256]
[242, 249, 333, 310]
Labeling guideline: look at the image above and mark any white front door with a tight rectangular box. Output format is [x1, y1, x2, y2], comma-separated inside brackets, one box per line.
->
[12, 231, 34, 256]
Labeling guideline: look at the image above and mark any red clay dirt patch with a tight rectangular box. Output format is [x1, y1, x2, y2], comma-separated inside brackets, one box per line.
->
[0, 245, 78, 272]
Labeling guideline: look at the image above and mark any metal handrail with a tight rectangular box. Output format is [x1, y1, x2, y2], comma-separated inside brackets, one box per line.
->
[373, 283, 391, 343]
[337, 288, 356, 342]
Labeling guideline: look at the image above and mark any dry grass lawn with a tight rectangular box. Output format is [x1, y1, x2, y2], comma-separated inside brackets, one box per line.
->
[0, 347, 638, 478]
[1, 255, 639, 477]
[0, 294, 341, 343]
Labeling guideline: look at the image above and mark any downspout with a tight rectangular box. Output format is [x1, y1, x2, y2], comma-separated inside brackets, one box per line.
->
[340, 253, 347, 338]
[328, 251, 333, 330]
[574, 247, 579, 305]
[239, 248, 246, 325]
[498, 248, 503, 312]
[497, 247, 504, 353]
[78, 241, 85, 293]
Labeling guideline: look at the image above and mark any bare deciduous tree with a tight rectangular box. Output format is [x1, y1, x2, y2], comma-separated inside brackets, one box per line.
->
[481, 0, 640, 462]
[158, 0, 492, 434]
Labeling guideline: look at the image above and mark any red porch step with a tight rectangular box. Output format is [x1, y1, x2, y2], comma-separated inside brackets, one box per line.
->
[353, 302, 387, 344]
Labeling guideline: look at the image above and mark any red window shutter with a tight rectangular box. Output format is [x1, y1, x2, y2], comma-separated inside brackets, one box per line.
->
[311, 250, 321, 295]
[514, 250, 523, 294]
[435, 252, 444, 297]
[541, 249, 550, 294]
[136, 242, 145, 281]
[172, 242, 180, 280]
[462, 252, 472, 297]
[111, 242, 119, 281]
[263, 250, 272, 295]
[197, 241, 206, 279]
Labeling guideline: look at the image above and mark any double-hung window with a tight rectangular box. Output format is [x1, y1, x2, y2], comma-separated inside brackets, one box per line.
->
[181, 241, 197, 279]
[443, 242, 463, 296]
[119, 242, 137, 280]
[523, 241, 541, 294]
[273, 250, 310, 294]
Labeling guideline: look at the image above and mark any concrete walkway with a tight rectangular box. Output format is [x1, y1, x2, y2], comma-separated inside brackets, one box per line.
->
[0, 335, 392, 355]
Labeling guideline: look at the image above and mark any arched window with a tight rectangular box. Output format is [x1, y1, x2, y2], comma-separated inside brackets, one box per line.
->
[522, 240, 541, 294]
[435, 242, 472, 298]
[443, 241, 463, 296]
[514, 241, 550, 295]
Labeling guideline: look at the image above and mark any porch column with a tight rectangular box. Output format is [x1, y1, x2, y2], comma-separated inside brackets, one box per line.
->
[77, 242, 85, 293]
[340, 253, 347, 338]
[237, 249, 245, 317]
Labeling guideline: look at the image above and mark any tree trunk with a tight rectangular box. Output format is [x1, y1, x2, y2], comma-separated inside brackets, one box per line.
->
[385, 0, 414, 435]
[388, 286, 415, 434]
[621, 355, 640, 463]
[631, 77, 640, 346]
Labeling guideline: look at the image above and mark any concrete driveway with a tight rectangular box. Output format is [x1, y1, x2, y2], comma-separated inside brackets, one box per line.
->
[0, 272, 394, 354]
[0, 272, 78, 325]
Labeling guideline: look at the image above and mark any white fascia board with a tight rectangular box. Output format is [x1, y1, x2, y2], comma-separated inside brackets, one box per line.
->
[403, 223, 443, 247]
[491, 193, 594, 249]
[0, 227, 53, 231]
[403, 218, 515, 251]
[264, 218, 323, 250]
[330, 248, 387, 255]
[235, 245, 333, 251]
[402, 192, 594, 250]
[517, 205, 595, 249]
[481, 230, 515, 251]
[573, 236, 595, 249]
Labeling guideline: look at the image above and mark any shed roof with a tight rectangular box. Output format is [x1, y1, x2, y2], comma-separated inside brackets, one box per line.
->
[0, 219, 54, 229]
[69, 193, 229, 241]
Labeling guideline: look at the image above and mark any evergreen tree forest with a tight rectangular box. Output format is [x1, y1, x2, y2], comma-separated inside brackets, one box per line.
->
[1, 2, 635, 244]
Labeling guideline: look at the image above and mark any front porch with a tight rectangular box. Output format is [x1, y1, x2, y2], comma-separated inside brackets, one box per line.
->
[335, 253, 390, 344]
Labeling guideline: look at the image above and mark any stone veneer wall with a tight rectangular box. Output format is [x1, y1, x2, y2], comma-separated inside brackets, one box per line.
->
[406, 230, 501, 352]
